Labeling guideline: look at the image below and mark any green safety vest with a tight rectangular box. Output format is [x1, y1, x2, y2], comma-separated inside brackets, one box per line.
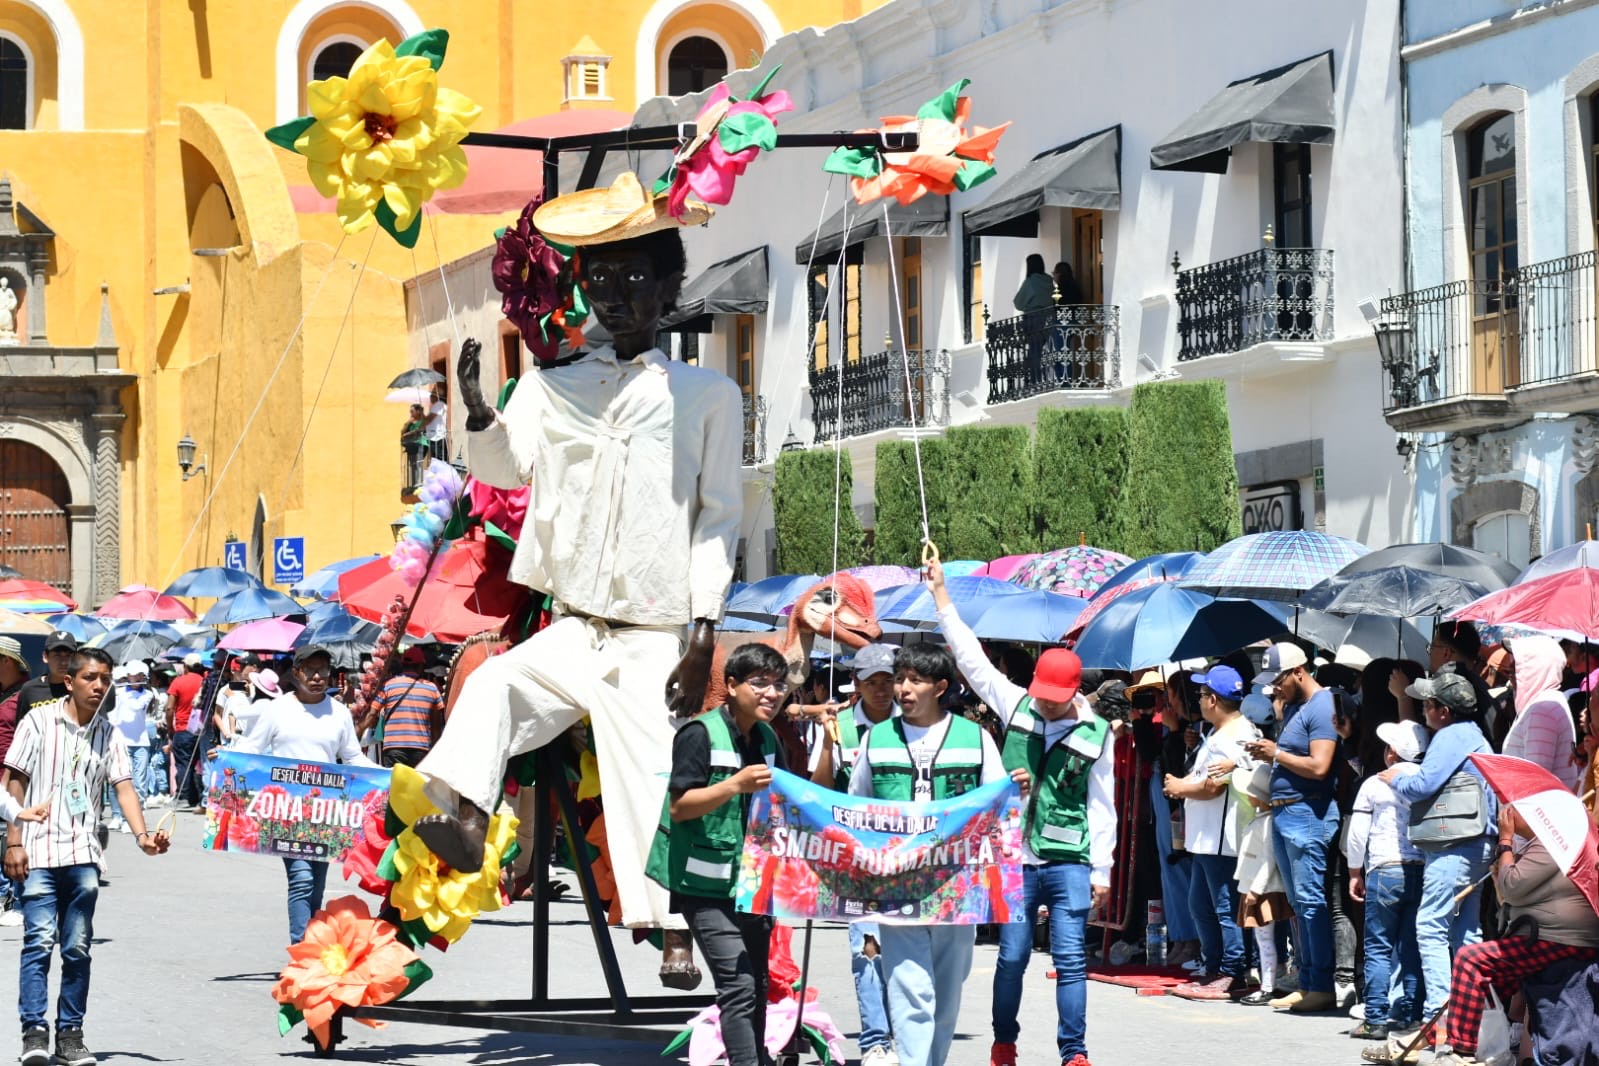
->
[645, 708, 779, 899]
[828, 702, 899, 793]
[1000, 697, 1108, 864]
[864, 714, 985, 802]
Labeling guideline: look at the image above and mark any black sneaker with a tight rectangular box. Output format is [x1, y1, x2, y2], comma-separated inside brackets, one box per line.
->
[52, 1028, 95, 1066]
[1350, 1022, 1390, 1040]
[19, 1026, 49, 1066]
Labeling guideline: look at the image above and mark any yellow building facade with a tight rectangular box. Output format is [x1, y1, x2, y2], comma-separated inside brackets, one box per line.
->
[0, 0, 879, 606]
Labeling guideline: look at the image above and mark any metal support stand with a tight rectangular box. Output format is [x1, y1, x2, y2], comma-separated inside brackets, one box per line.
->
[354, 747, 713, 1044]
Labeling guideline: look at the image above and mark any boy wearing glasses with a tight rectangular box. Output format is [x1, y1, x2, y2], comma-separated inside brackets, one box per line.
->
[235, 645, 376, 944]
[647, 643, 787, 1066]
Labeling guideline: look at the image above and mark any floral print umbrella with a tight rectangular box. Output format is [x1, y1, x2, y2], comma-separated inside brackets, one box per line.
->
[1010, 545, 1134, 599]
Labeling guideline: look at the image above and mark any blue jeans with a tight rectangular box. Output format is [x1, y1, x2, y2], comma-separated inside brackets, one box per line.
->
[878, 923, 975, 1066]
[125, 745, 150, 802]
[1189, 852, 1245, 978]
[284, 859, 329, 944]
[993, 862, 1091, 1059]
[18, 864, 99, 1032]
[849, 921, 890, 1055]
[1362, 863, 1422, 1027]
[1149, 774, 1198, 942]
[1271, 800, 1340, 993]
[1416, 839, 1491, 1016]
[171, 731, 202, 807]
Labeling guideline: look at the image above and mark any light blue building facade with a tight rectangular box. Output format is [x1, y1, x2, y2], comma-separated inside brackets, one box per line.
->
[1383, 0, 1599, 565]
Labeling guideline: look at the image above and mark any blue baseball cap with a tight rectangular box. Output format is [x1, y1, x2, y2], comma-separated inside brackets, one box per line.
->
[1192, 664, 1245, 702]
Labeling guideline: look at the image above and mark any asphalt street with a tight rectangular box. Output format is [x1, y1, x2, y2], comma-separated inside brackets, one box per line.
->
[0, 812, 1370, 1065]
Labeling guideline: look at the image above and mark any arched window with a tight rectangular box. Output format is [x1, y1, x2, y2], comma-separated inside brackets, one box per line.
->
[1466, 112, 1519, 389]
[666, 35, 727, 96]
[1471, 509, 1531, 569]
[311, 38, 364, 83]
[0, 35, 30, 130]
[1590, 93, 1599, 245]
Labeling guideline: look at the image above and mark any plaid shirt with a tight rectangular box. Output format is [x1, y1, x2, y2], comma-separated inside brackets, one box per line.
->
[5, 697, 131, 870]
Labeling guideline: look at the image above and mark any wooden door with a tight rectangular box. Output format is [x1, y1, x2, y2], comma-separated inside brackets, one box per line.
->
[735, 314, 756, 464]
[900, 237, 925, 421]
[1072, 209, 1104, 304]
[0, 441, 70, 591]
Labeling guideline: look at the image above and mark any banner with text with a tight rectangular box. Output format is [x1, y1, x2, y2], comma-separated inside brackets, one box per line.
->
[202, 752, 391, 864]
[735, 769, 1025, 925]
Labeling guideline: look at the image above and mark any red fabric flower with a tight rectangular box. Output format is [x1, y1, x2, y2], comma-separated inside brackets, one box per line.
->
[467, 477, 529, 543]
[491, 194, 567, 364]
[342, 806, 395, 898]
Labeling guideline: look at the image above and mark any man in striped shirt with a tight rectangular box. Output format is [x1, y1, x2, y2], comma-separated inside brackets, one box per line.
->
[372, 650, 443, 770]
[4, 647, 166, 1066]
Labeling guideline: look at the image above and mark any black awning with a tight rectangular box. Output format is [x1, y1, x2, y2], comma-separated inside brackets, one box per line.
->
[962, 126, 1122, 238]
[793, 195, 949, 266]
[1149, 51, 1336, 174]
[659, 246, 770, 334]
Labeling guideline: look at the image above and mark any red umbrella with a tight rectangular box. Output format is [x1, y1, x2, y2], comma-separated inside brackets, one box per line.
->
[1453, 567, 1599, 640]
[1469, 753, 1599, 914]
[337, 531, 531, 644]
[0, 579, 76, 612]
[93, 584, 197, 621]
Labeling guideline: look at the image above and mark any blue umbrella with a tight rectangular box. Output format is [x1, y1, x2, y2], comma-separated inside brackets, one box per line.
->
[962, 590, 1086, 643]
[719, 614, 778, 633]
[881, 576, 1029, 627]
[1179, 531, 1368, 602]
[299, 610, 383, 646]
[1089, 552, 1204, 602]
[88, 620, 186, 662]
[200, 587, 304, 625]
[725, 574, 822, 621]
[1071, 583, 1286, 670]
[163, 566, 263, 598]
[42, 613, 109, 641]
[290, 555, 384, 599]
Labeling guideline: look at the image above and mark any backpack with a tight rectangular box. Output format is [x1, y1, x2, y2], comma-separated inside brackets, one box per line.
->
[1407, 769, 1489, 850]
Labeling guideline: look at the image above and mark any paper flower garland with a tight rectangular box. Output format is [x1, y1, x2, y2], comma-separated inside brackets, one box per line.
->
[272, 896, 431, 1049]
[655, 67, 792, 219]
[265, 30, 481, 247]
[823, 78, 1009, 205]
[390, 459, 463, 586]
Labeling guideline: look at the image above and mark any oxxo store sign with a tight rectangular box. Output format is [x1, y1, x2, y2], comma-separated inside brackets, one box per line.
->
[1240, 481, 1304, 534]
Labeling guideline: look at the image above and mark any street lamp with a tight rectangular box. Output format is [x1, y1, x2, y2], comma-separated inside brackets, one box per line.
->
[176, 433, 207, 481]
[780, 425, 803, 452]
[390, 519, 408, 543]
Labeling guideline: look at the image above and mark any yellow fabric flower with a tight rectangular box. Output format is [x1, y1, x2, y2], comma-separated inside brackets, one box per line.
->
[386, 765, 519, 944]
[294, 38, 480, 236]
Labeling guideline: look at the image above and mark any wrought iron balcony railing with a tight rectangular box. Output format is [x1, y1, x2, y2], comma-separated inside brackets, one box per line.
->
[984, 304, 1121, 403]
[809, 348, 951, 443]
[743, 393, 768, 466]
[1176, 247, 1334, 360]
[1516, 250, 1598, 388]
[1376, 278, 1517, 413]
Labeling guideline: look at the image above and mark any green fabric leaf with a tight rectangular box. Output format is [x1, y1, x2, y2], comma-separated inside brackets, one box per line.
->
[399, 915, 435, 948]
[953, 159, 997, 191]
[484, 519, 518, 553]
[916, 78, 970, 123]
[383, 804, 407, 841]
[653, 166, 675, 196]
[493, 225, 508, 240]
[394, 28, 450, 71]
[718, 112, 777, 156]
[375, 839, 401, 882]
[265, 115, 316, 154]
[397, 958, 434, 1000]
[277, 1003, 304, 1037]
[507, 750, 539, 786]
[499, 839, 522, 870]
[376, 200, 424, 249]
[822, 146, 881, 180]
[743, 65, 781, 102]
[660, 1027, 691, 1056]
[495, 379, 517, 411]
[441, 491, 474, 541]
[568, 282, 590, 323]
[801, 1023, 833, 1065]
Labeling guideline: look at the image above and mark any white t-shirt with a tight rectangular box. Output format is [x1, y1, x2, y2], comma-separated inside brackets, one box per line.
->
[805, 701, 900, 775]
[1183, 715, 1260, 857]
[107, 685, 154, 747]
[847, 714, 1007, 801]
[225, 689, 263, 741]
[426, 400, 447, 442]
[234, 693, 376, 766]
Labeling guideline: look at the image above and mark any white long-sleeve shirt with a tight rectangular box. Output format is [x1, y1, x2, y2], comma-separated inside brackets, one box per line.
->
[466, 345, 743, 625]
[937, 602, 1117, 885]
[1346, 764, 1423, 871]
[235, 693, 376, 766]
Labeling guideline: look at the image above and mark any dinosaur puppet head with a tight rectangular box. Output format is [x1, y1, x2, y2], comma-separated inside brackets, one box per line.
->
[784, 573, 882, 652]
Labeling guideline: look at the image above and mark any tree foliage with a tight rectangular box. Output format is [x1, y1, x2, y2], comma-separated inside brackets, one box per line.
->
[1119, 381, 1242, 556]
[1034, 407, 1130, 553]
[872, 438, 948, 565]
[773, 448, 865, 574]
[943, 425, 1036, 560]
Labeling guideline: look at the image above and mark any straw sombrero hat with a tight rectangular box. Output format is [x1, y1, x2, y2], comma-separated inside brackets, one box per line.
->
[533, 171, 713, 247]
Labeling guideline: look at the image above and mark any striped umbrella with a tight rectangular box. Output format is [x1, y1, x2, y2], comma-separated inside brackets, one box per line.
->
[93, 585, 197, 621]
[0, 579, 76, 613]
[1178, 531, 1368, 602]
[1010, 545, 1134, 599]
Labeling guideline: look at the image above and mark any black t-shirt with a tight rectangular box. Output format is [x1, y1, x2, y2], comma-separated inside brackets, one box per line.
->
[13, 677, 66, 726]
[666, 707, 785, 911]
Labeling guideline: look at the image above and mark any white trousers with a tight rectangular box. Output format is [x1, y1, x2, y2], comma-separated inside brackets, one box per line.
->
[418, 614, 685, 928]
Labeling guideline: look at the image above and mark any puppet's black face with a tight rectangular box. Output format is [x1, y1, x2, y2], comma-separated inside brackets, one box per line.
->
[579, 248, 673, 356]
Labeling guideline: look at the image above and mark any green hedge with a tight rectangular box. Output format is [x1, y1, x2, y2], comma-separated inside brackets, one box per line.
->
[1119, 381, 1242, 556]
[872, 438, 948, 565]
[773, 449, 865, 574]
[1034, 407, 1130, 553]
[943, 425, 1036, 559]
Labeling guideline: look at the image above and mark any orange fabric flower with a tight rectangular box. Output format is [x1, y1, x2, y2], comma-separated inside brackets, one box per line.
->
[272, 896, 419, 1047]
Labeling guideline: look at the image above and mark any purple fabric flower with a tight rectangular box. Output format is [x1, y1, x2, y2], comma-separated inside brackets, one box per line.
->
[491, 194, 566, 364]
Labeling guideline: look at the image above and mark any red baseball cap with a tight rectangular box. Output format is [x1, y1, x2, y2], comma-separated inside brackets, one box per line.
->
[1029, 648, 1083, 703]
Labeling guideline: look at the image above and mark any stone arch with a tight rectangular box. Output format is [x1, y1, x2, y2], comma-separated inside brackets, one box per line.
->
[1440, 84, 1531, 286]
[0, 0, 79, 129]
[1576, 467, 1599, 541]
[274, 0, 424, 123]
[177, 102, 298, 265]
[1450, 477, 1541, 557]
[1564, 53, 1599, 254]
[635, 0, 781, 105]
[0, 416, 93, 600]
[0, 30, 34, 129]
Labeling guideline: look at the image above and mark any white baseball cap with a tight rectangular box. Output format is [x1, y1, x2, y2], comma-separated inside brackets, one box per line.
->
[1253, 642, 1309, 686]
[1376, 719, 1430, 763]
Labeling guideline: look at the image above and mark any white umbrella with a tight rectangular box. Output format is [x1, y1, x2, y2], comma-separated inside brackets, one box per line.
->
[385, 386, 432, 405]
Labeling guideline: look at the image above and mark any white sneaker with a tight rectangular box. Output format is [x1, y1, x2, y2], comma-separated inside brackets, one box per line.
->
[861, 1047, 894, 1066]
[1349, 1002, 1366, 1020]
[1335, 981, 1358, 1009]
[0, 909, 21, 926]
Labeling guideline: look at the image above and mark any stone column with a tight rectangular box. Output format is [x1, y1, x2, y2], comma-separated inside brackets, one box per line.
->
[89, 411, 124, 604]
[64, 504, 95, 609]
[26, 251, 45, 345]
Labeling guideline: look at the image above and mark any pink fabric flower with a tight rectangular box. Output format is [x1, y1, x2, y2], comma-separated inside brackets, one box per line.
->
[666, 83, 793, 218]
[467, 478, 529, 543]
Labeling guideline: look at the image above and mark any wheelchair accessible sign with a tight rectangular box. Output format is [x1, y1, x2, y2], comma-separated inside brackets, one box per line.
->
[273, 537, 305, 586]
